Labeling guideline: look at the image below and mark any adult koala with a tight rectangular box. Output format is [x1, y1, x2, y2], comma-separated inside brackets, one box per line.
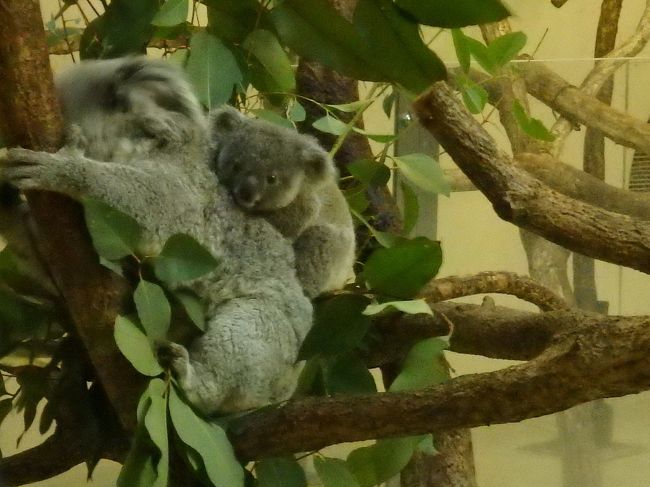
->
[2, 57, 313, 415]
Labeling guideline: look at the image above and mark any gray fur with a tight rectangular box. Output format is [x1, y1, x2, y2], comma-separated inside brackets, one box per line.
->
[2, 57, 312, 415]
[209, 107, 356, 298]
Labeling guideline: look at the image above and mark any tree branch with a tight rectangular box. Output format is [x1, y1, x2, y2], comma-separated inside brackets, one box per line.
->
[412, 82, 650, 274]
[229, 312, 650, 460]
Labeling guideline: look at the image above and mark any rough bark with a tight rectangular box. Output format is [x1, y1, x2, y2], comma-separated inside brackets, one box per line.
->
[229, 312, 650, 460]
[0, 0, 140, 432]
[413, 82, 650, 275]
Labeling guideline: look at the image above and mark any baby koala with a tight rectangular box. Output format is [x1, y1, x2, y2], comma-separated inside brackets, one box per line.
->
[209, 106, 355, 298]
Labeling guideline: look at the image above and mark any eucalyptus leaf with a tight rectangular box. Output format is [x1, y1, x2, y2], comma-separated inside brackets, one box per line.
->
[256, 457, 307, 487]
[326, 99, 373, 113]
[353, 0, 446, 93]
[153, 234, 219, 283]
[152, 0, 188, 26]
[117, 417, 158, 487]
[314, 456, 361, 487]
[243, 29, 295, 92]
[169, 386, 244, 487]
[114, 316, 163, 377]
[346, 436, 427, 487]
[348, 159, 391, 186]
[298, 294, 372, 360]
[174, 290, 206, 331]
[396, 0, 509, 28]
[465, 37, 496, 73]
[250, 109, 295, 129]
[135, 280, 171, 339]
[486, 32, 527, 68]
[363, 299, 432, 316]
[187, 31, 243, 108]
[143, 379, 169, 487]
[351, 127, 398, 144]
[312, 115, 348, 136]
[459, 78, 488, 114]
[452, 29, 471, 72]
[0, 398, 12, 426]
[393, 154, 451, 196]
[363, 237, 442, 298]
[83, 197, 142, 260]
[389, 337, 449, 392]
[287, 101, 306, 122]
[270, 0, 385, 82]
[323, 353, 376, 395]
[204, 0, 261, 43]
[512, 100, 556, 142]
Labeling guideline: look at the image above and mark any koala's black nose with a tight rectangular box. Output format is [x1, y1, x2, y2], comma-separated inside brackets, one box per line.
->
[234, 182, 258, 208]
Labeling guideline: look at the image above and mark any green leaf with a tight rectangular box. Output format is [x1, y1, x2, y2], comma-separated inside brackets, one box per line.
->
[363, 299, 432, 316]
[298, 294, 372, 360]
[250, 109, 295, 129]
[393, 154, 451, 196]
[323, 353, 376, 395]
[118, 414, 158, 487]
[169, 386, 244, 487]
[351, 127, 398, 144]
[114, 316, 163, 377]
[399, 180, 419, 235]
[312, 115, 348, 136]
[287, 101, 306, 122]
[187, 31, 243, 108]
[326, 99, 373, 113]
[465, 37, 495, 73]
[390, 337, 449, 392]
[348, 160, 391, 186]
[347, 436, 427, 486]
[135, 280, 171, 339]
[487, 32, 527, 68]
[153, 234, 219, 283]
[363, 237, 442, 298]
[152, 0, 188, 26]
[174, 291, 206, 332]
[459, 77, 488, 114]
[452, 29, 470, 72]
[143, 379, 169, 487]
[205, 0, 262, 43]
[353, 0, 446, 93]
[79, 0, 159, 58]
[344, 186, 370, 214]
[256, 457, 306, 487]
[314, 457, 361, 487]
[512, 100, 556, 142]
[396, 0, 509, 28]
[83, 197, 142, 260]
[270, 0, 385, 82]
[243, 29, 295, 92]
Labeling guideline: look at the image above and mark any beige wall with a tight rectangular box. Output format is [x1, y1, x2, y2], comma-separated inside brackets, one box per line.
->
[3, 1, 650, 485]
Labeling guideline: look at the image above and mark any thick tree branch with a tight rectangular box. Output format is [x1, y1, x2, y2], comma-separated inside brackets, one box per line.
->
[413, 82, 650, 274]
[520, 61, 650, 154]
[229, 312, 650, 460]
[420, 271, 569, 311]
[0, 0, 140, 432]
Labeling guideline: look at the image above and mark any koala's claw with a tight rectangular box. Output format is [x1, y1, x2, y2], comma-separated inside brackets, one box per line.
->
[154, 340, 190, 381]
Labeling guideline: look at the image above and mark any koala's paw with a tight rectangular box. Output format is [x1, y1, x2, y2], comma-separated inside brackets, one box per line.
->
[155, 340, 191, 381]
[1, 148, 67, 191]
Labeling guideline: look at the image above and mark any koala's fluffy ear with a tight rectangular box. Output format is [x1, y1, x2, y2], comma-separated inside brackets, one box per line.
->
[210, 106, 244, 138]
[304, 147, 337, 184]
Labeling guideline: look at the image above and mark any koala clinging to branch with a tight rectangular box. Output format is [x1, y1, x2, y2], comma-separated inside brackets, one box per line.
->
[209, 107, 356, 298]
[2, 57, 313, 415]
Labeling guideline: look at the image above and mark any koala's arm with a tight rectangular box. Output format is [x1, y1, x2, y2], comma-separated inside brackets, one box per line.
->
[3, 148, 193, 230]
[265, 191, 320, 240]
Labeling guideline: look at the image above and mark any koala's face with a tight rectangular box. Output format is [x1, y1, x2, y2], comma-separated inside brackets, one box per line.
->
[214, 140, 305, 211]
[209, 106, 336, 211]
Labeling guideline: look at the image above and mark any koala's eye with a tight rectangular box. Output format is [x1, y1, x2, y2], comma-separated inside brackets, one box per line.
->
[266, 173, 278, 185]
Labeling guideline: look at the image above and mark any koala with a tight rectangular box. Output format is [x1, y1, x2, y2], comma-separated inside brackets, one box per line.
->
[2, 57, 313, 416]
[209, 106, 356, 299]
